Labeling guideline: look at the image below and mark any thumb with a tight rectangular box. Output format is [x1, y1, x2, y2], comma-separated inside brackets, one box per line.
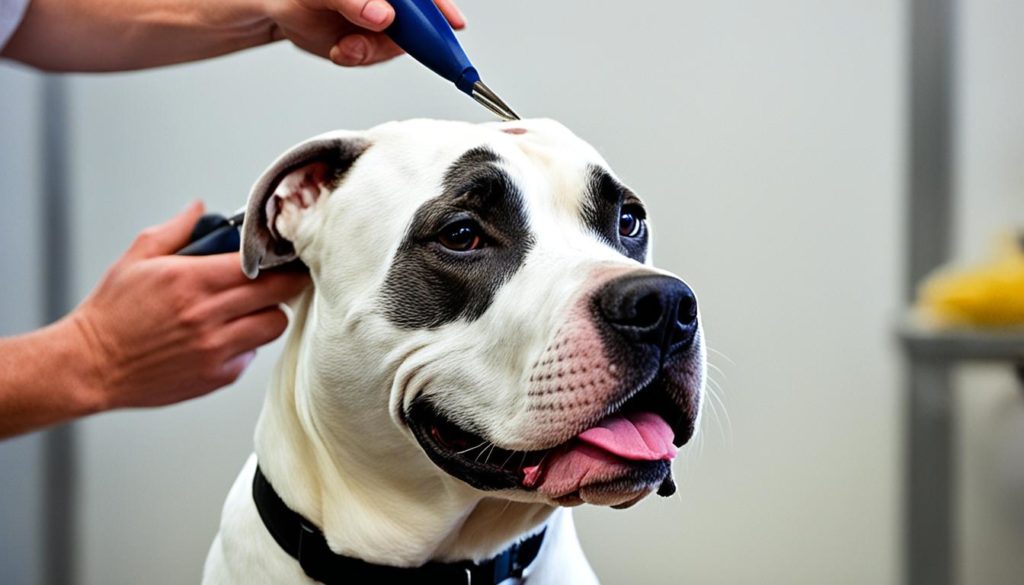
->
[328, 0, 395, 32]
[325, 0, 465, 32]
[126, 200, 206, 260]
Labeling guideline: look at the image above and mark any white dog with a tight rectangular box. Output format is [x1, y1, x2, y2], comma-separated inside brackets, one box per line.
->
[203, 119, 705, 584]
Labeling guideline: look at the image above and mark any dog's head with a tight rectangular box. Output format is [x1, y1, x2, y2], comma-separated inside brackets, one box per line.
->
[242, 119, 704, 509]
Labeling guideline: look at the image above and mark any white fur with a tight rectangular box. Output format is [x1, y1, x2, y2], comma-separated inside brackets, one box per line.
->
[203, 119, 703, 584]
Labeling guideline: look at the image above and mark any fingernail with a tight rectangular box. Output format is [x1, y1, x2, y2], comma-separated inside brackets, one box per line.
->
[361, 0, 391, 26]
[450, 5, 467, 28]
[339, 38, 367, 65]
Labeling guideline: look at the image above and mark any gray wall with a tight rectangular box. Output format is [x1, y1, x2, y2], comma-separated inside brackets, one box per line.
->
[0, 65, 45, 585]
[1, 1, 1022, 584]
[954, 1, 1024, 583]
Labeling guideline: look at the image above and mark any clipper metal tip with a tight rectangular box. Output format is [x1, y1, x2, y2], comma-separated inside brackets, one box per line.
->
[471, 81, 521, 121]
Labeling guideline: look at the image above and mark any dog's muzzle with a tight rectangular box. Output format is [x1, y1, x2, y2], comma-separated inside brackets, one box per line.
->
[406, 272, 703, 507]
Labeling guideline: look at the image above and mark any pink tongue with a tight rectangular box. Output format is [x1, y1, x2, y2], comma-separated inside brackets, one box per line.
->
[578, 411, 677, 461]
[522, 412, 677, 492]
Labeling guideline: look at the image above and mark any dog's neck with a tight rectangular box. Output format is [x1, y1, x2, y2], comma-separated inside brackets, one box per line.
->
[253, 290, 554, 567]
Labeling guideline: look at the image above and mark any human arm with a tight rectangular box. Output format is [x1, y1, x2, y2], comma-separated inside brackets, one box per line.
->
[0, 202, 309, 439]
[0, 0, 464, 71]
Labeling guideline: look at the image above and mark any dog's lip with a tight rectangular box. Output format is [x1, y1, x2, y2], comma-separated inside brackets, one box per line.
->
[547, 459, 675, 506]
[406, 374, 691, 493]
[424, 403, 550, 468]
[406, 398, 546, 491]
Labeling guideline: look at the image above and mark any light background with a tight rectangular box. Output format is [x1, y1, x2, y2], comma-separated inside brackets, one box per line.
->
[1, 1, 1023, 583]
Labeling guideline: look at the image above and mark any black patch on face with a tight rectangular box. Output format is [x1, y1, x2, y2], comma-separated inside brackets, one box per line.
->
[581, 166, 648, 262]
[380, 147, 535, 329]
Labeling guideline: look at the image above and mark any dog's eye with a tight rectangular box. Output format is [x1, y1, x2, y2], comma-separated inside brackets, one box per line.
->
[437, 220, 484, 252]
[619, 205, 645, 238]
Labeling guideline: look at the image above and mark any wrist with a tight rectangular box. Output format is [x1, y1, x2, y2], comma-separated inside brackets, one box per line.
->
[57, 311, 112, 417]
[196, 0, 280, 47]
[0, 311, 111, 438]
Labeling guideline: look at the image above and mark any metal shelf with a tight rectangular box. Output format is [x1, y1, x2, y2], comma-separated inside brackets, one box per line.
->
[900, 317, 1024, 362]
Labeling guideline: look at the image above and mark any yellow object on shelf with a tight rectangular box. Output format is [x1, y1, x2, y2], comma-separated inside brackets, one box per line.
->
[917, 233, 1024, 327]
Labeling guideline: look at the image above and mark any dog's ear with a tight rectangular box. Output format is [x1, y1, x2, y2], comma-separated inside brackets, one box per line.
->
[240, 133, 369, 278]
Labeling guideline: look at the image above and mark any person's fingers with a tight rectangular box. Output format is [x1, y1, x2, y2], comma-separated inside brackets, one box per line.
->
[125, 201, 205, 260]
[326, 0, 395, 32]
[433, 0, 466, 29]
[162, 252, 252, 293]
[329, 32, 403, 66]
[213, 350, 257, 387]
[208, 271, 311, 321]
[218, 308, 291, 357]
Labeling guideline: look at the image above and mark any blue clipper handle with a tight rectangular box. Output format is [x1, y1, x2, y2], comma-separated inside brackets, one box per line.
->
[177, 214, 240, 256]
[176, 212, 306, 272]
[386, 0, 479, 94]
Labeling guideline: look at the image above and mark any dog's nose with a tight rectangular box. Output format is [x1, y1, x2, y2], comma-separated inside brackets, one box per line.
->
[597, 274, 698, 356]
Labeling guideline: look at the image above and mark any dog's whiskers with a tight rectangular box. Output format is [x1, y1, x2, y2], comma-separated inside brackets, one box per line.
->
[455, 441, 489, 456]
[706, 345, 735, 365]
[474, 442, 497, 464]
[534, 451, 549, 470]
[496, 495, 516, 519]
[483, 443, 501, 466]
[500, 449, 520, 469]
[692, 419, 706, 461]
[705, 380, 732, 445]
[706, 361, 728, 380]
[701, 382, 726, 447]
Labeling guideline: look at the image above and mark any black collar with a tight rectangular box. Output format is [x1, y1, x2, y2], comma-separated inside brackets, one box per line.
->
[252, 465, 546, 584]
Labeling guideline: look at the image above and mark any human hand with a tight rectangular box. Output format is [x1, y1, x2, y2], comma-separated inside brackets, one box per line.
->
[68, 201, 310, 411]
[2, 0, 464, 72]
[264, 0, 466, 67]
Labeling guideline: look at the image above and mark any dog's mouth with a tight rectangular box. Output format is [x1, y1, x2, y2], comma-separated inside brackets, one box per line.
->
[407, 375, 692, 505]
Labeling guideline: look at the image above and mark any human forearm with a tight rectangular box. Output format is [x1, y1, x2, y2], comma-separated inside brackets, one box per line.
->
[1, 0, 271, 71]
[1, 0, 466, 72]
[0, 317, 101, 438]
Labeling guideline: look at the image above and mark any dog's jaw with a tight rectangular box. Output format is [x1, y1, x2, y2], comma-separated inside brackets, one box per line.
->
[253, 292, 560, 567]
[395, 260, 705, 509]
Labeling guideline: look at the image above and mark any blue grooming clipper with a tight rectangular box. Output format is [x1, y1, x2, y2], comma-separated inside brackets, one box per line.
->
[177, 211, 243, 256]
[386, 0, 519, 121]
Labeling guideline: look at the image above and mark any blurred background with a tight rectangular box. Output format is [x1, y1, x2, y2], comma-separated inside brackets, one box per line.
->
[2, 0, 1023, 584]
